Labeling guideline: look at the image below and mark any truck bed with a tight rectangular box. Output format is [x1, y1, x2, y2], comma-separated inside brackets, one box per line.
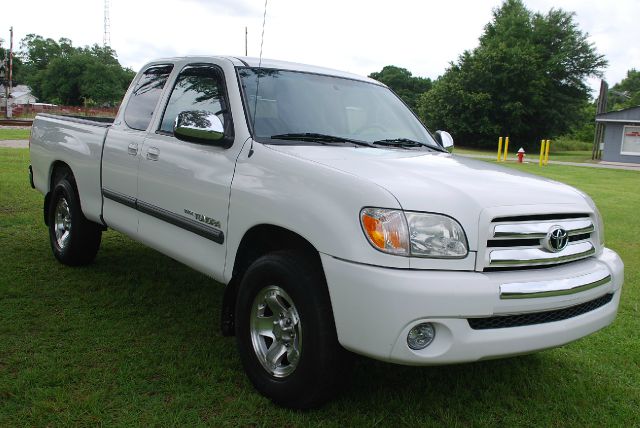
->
[30, 113, 113, 224]
[38, 113, 115, 126]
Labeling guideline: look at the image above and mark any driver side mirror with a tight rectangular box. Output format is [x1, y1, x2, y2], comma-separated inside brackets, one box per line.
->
[174, 110, 227, 146]
[435, 130, 454, 153]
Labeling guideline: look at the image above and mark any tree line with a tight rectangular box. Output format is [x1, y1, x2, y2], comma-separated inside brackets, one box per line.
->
[2, 0, 637, 146]
[370, 0, 638, 149]
[2, 34, 134, 106]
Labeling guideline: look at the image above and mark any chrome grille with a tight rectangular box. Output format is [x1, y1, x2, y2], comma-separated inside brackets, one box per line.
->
[481, 213, 597, 270]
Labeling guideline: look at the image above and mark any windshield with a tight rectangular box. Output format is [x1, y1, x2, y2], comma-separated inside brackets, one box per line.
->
[238, 68, 440, 149]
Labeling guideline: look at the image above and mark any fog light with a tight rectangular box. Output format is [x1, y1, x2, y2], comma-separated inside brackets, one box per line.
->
[407, 322, 436, 350]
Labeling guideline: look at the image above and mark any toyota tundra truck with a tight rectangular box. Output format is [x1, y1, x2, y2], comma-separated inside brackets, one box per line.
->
[28, 56, 624, 408]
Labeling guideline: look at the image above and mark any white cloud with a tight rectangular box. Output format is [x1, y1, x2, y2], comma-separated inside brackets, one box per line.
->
[2, 0, 638, 95]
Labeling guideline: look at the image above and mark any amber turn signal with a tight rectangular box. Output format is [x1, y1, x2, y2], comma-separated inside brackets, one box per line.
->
[360, 208, 409, 255]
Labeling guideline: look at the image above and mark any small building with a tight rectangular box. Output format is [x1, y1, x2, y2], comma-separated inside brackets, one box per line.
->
[0, 84, 38, 106]
[10, 90, 38, 106]
[596, 106, 640, 163]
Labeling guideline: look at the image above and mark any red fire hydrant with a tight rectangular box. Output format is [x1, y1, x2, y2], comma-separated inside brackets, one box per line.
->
[517, 147, 525, 163]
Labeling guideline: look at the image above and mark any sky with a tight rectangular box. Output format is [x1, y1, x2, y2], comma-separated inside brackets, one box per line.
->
[1, 0, 638, 95]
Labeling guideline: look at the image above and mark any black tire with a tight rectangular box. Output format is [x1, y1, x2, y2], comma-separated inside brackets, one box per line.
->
[48, 171, 102, 266]
[235, 250, 349, 409]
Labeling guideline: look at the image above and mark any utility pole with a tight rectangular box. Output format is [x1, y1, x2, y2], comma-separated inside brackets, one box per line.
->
[8, 26, 12, 93]
[1, 37, 8, 118]
[7, 26, 12, 118]
[245, 26, 248, 56]
[591, 80, 608, 160]
[0, 28, 14, 118]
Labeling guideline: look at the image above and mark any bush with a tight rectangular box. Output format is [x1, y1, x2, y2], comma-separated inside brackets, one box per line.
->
[550, 137, 592, 152]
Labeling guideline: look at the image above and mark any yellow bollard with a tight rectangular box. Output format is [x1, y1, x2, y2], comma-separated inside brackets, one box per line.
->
[539, 140, 545, 166]
[503, 136, 510, 162]
[497, 137, 503, 162]
[544, 139, 551, 165]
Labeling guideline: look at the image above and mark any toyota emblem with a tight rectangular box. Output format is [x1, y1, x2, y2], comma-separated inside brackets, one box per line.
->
[544, 227, 569, 252]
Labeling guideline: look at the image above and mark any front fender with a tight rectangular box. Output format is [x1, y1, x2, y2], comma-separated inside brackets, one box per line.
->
[224, 142, 407, 282]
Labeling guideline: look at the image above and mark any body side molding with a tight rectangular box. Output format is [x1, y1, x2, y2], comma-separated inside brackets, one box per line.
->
[102, 189, 224, 244]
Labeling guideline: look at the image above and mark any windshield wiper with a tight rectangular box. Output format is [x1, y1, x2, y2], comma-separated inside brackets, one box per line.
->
[270, 133, 374, 147]
[372, 138, 433, 149]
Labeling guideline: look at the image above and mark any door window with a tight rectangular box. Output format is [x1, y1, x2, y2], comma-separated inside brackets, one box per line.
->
[124, 64, 174, 131]
[159, 65, 227, 134]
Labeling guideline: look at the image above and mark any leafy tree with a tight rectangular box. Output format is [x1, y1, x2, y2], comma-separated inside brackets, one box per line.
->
[20, 34, 74, 70]
[418, 0, 606, 149]
[18, 34, 135, 106]
[0, 47, 24, 86]
[39, 55, 85, 105]
[565, 100, 596, 143]
[19, 34, 72, 99]
[608, 69, 640, 111]
[369, 66, 431, 111]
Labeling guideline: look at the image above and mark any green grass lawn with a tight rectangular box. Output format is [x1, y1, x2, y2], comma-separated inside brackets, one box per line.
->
[0, 128, 31, 141]
[456, 146, 595, 163]
[1, 148, 638, 426]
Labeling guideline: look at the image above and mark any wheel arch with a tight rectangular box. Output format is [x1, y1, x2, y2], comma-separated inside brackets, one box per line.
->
[44, 161, 74, 226]
[221, 224, 325, 336]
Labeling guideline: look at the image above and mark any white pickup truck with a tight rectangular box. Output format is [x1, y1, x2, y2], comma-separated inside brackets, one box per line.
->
[29, 56, 623, 408]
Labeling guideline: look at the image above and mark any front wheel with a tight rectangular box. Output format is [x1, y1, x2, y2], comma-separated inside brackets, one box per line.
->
[48, 175, 102, 266]
[235, 250, 349, 408]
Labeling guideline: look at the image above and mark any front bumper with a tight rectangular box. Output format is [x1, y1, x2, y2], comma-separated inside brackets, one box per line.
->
[321, 248, 623, 365]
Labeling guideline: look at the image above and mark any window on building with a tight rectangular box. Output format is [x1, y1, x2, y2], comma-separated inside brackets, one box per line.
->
[621, 125, 640, 156]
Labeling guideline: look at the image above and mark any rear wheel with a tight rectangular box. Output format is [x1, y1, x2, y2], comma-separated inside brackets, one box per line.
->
[48, 172, 102, 266]
[235, 250, 349, 408]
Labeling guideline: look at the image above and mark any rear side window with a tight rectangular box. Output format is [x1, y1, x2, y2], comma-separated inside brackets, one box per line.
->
[159, 65, 227, 134]
[124, 64, 174, 131]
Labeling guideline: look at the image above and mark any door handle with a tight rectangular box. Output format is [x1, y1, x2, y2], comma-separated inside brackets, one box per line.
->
[146, 146, 160, 161]
[127, 143, 138, 156]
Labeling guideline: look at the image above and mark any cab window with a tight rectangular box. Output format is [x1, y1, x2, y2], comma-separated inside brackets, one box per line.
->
[124, 64, 173, 131]
[159, 65, 227, 134]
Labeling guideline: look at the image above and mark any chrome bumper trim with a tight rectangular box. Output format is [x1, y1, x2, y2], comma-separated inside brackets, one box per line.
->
[489, 241, 595, 267]
[500, 268, 611, 299]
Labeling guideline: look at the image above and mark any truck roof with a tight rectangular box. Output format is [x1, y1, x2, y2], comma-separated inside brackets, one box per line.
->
[146, 55, 384, 86]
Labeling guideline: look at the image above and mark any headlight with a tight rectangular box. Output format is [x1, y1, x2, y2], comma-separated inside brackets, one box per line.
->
[360, 208, 468, 258]
[405, 212, 468, 257]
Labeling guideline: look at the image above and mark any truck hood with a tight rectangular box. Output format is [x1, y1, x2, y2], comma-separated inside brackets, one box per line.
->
[266, 145, 591, 248]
